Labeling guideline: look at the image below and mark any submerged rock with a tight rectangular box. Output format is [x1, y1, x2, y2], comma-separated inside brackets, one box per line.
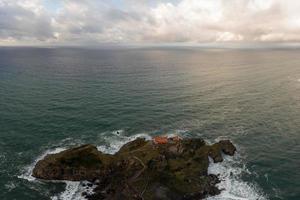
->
[33, 137, 236, 200]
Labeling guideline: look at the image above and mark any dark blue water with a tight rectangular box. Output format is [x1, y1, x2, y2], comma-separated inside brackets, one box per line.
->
[0, 47, 299, 200]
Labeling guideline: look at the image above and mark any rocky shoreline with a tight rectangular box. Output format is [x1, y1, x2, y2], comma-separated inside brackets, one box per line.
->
[33, 137, 236, 200]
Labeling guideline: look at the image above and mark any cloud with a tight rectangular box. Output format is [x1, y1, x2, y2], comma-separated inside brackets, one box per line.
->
[1, 0, 300, 45]
[0, 0, 54, 44]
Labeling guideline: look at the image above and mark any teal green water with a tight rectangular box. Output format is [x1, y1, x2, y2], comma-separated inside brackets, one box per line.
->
[0, 47, 299, 200]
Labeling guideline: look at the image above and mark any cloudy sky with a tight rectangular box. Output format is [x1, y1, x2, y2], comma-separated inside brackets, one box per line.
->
[1, 0, 300, 46]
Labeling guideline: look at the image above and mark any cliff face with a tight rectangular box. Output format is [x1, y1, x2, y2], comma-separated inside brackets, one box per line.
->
[33, 137, 236, 200]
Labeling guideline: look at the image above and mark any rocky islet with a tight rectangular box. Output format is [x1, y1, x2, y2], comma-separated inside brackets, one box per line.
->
[33, 137, 236, 200]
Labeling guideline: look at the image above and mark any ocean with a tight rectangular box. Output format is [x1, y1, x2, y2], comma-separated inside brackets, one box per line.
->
[0, 47, 299, 200]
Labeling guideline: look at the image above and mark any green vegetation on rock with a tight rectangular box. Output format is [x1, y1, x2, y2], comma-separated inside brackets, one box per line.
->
[33, 137, 236, 200]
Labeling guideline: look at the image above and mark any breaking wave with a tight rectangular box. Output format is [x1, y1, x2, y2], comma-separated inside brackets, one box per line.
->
[51, 181, 95, 200]
[207, 155, 267, 200]
[18, 147, 66, 182]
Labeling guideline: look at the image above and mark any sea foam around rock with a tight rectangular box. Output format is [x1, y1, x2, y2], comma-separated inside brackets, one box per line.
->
[207, 156, 267, 200]
[18, 130, 267, 200]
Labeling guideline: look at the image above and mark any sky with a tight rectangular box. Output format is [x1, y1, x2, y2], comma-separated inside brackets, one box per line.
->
[1, 0, 300, 46]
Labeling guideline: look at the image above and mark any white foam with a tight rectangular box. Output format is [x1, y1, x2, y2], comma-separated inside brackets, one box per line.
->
[18, 132, 267, 200]
[51, 182, 81, 200]
[18, 146, 96, 200]
[18, 132, 152, 200]
[97, 132, 267, 200]
[206, 155, 267, 200]
[51, 181, 95, 200]
[97, 132, 152, 154]
[51, 132, 152, 200]
[18, 147, 66, 182]
[112, 129, 124, 136]
[4, 182, 17, 192]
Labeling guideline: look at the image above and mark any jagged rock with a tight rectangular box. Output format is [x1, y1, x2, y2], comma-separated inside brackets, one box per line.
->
[32, 137, 236, 200]
[32, 144, 113, 181]
[208, 140, 237, 163]
[218, 140, 236, 156]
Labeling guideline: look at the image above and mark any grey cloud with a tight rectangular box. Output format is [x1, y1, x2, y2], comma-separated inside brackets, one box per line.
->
[0, 1, 54, 42]
[2, 0, 300, 45]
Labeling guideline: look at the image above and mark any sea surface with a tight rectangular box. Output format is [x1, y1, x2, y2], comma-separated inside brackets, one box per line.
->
[0, 47, 299, 200]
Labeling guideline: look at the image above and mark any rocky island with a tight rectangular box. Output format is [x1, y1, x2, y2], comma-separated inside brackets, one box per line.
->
[33, 136, 236, 200]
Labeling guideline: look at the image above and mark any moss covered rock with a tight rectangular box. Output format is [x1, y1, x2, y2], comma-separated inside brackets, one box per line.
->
[32, 137, 236, 199]
[32, 144, 113, 181]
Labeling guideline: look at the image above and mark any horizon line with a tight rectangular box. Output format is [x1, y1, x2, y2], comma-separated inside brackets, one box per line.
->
[2, 42, 300, 50]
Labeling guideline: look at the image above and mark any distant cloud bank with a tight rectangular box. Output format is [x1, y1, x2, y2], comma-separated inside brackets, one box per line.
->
[1, 0, 300, 45]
